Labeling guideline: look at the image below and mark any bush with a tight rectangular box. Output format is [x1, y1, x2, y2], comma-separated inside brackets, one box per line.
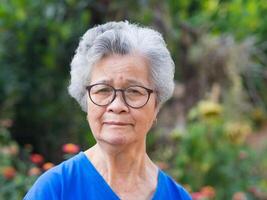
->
[0, 119, 81, 199]
[152, 100, 267, 199]
[0, 122, 36, 199]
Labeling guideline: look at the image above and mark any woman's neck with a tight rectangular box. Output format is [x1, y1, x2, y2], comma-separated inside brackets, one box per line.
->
[84, 142, 158, 198]
[85, 142, 152, 178]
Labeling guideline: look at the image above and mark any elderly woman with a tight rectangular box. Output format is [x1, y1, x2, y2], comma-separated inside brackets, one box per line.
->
[24, 21, 191, 200]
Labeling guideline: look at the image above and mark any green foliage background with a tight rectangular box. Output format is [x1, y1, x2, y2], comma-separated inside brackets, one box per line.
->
[0, 0, 267, 199]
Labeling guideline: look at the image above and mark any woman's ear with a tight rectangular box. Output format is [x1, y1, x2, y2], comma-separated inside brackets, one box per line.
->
[152, 118, 157, 127]
[154, 102, 160, 117]
[86, 93, 90, 115]
[152, 106, 159, 127]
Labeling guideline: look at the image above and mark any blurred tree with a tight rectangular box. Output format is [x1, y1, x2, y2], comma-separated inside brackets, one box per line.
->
[0, 0, 96, 161]
[0, 0, 266, 162]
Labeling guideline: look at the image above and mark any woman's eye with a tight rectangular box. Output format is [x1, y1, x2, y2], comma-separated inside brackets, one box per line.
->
[127, 88, 140, 93]
[92, 87, 112, 94]
[128, 89, 139, 93]
[97, 88, 112, 93]
[126, 88, 145, 95]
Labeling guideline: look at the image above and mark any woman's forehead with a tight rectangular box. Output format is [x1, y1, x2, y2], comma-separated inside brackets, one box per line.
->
[90, 54, 151, 86]
[92, 78, 148, 87]
[93, 53, 148, 69]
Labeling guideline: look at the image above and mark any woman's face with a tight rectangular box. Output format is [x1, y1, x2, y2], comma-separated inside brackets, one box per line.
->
[87, 54, 158, 146]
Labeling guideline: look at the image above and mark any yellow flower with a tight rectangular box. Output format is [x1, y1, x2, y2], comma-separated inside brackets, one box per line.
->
[198, 100, 222, 118]
[251, 107, 266, 124]
[225, 122, 251, 144]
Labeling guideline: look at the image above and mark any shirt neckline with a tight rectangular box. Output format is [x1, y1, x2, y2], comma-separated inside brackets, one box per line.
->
[79, 151, 162, 199]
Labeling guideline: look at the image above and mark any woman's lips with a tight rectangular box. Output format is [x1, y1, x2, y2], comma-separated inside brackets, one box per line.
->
[103, 121, 132, 126]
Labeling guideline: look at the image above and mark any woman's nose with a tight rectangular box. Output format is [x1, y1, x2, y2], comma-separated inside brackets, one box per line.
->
[106, 92, 129, 113]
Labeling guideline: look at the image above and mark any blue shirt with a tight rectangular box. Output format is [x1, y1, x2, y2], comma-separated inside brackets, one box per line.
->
[24, 152, 191, 200]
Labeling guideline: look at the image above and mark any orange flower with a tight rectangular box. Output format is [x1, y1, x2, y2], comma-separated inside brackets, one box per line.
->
[9, 143, 19, 156]
[191, 192, 206, 200]
[28, 167, 41, 176]
[183, 184, 192, 193]
[62, 143, 80, 154]
[2, 166, 16, 180]
[0, 119, 13, 128]
[232, 192, 247, 200]
[43, 162, 55, 171]
[30, 153, 44, 165]
[24, 144, 33, 152]
[238, 150, 248, 160]
[201, 186, 216, 198]
[155, 161, 169, 170]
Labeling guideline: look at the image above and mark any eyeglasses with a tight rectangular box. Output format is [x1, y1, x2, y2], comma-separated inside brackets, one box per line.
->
[86, 83, 154, 109]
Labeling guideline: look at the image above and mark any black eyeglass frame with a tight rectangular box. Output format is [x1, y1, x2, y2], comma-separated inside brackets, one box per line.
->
[86, 83, 154, 109]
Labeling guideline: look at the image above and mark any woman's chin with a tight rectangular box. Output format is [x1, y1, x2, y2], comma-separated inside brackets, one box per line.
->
[98, 132, 132, 146]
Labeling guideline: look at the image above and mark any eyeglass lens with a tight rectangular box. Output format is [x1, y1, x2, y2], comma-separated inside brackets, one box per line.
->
[89, 84, 151, 108]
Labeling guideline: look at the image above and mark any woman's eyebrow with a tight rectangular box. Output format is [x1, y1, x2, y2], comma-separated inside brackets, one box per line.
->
[93, 79, 145, 86]
[94, 79, 111, 84]
[125, 79, 145, 86]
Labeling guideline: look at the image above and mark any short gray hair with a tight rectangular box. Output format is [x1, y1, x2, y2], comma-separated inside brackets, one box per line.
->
[68, 21, 175, 112]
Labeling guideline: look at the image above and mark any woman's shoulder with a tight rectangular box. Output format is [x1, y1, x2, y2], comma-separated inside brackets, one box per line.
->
[37, 151, 85, 180]
[23, 152, 85, 200]
[154, 170, 192, 200]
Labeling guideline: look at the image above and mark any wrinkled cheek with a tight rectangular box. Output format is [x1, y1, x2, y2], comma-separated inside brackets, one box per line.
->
[88, 120, 102, 140]
[145, 118, 154, 133]
[136, 121, 152, 136]
[87, 113, 98, 132]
